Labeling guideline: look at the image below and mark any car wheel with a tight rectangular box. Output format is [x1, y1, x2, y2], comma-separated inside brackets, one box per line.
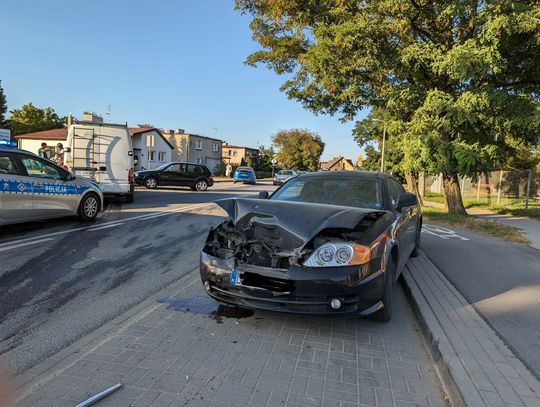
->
[410, 223, 421, 257]
[369, 256, 395, 322]
[79, 193, 100, 221]
[144, 177, 158, 189]
[195, 179, 208, 191]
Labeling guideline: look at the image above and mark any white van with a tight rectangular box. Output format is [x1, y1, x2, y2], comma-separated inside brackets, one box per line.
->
[64, 122, 135, 202]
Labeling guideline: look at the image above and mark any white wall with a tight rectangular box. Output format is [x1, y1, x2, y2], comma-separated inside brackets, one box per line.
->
[18, 139, 64, 156]
[131, 130, 172, 171]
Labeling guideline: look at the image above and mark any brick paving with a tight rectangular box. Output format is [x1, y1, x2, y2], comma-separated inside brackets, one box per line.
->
[15, 272, 448, 407]
[404, 253, 540, 407]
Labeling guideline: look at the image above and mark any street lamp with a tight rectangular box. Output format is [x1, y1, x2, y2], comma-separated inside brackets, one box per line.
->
[371, 119, 387, 172]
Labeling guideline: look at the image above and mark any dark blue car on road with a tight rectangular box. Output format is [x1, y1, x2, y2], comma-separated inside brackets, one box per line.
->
[233, 166, 256, 185]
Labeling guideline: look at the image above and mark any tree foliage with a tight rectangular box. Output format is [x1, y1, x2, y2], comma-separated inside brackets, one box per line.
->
[236, 0, 540, 213]
[0, 80, 8, 129]
[272, 129, 325, 171]
[10, 103, 65, 135]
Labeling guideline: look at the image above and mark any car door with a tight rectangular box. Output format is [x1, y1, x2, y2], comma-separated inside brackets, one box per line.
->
[387, 178, 418, 262]
[186, 164, 205, 186]
[0, 152, 35, 221]
[18, 155, 74, 216]
[159, 163, 187, 186]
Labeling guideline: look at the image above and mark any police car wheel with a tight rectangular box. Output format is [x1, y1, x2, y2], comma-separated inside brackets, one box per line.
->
[144, 177, 158, 189]
[79, 193, 100, 221]
[195, 180, 208, 191]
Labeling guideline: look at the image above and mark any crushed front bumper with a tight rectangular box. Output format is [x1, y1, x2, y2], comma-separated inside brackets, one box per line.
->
[200, 251, 386, 316]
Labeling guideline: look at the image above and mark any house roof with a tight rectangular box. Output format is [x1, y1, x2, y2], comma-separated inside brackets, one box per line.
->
[320, 156, 355, 170]
[15, 126, 174, 150]
[15, 128, 68, 140]
[222, 144, 259, 151]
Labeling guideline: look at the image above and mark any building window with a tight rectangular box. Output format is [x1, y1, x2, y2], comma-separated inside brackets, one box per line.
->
[195, 140, 202, 150]
[232, 151, 237, 156]
[148, 150, 156, 161]
[196, 158, 203, 164]
[158, 151, 166, 162]
[213, 143, 219, 152]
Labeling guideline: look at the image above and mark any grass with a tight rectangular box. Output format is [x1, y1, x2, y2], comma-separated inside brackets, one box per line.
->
[422, 207, 529, 244]
[424, 192, 540, 220]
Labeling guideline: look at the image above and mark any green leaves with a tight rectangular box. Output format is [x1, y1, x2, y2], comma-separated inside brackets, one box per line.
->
[9, 103, 65, 136]
[272, 128, 325, 171]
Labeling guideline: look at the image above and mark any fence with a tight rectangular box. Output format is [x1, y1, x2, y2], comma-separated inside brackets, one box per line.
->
[427, 170, 540, 210]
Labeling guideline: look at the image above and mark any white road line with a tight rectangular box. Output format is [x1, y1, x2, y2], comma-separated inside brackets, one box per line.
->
[0, 202, 214, 251]
[88, 223, 125, 232]
[0, 238, 55, 253]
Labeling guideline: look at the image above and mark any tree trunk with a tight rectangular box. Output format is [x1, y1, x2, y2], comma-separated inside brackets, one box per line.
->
[405, 172, 424, 206]
[484, 172, 491, 205]
[442, 173, 467, 214]
[418, 172, 425, 198]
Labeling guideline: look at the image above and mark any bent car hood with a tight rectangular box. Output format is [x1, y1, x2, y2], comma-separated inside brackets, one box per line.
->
[215, 198, 388, 252]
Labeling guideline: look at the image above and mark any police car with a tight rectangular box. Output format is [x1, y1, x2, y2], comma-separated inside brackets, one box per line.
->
[0, 144, 104, 226]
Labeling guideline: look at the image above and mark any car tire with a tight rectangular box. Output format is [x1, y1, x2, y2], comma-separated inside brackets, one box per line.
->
[78, 193, 100, 222]
[125, 193, 134, 204]
[144, 177, 158, 189]
[195, 179, 208, 191]
[369, 256, 395, 322]
[410, 223, 421, 257]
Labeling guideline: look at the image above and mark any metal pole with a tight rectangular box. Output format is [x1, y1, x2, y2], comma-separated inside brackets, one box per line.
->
[380, 125, 386, 173]
[74, 383, 122, 407]
[496, 170, 503, 205]
[476, 172, 481, 202]
[525, 169, 532, 211]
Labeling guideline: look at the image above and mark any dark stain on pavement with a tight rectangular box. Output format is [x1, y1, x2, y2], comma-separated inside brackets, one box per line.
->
[157, 296, 255, 322]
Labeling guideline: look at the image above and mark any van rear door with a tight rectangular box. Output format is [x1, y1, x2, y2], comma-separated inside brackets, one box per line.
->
[71, 126, 99, 180]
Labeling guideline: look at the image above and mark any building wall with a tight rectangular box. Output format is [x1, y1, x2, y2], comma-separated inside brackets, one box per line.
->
[131, 130, 172, 171]
[188, 135, 222, 172]
[222, 146, 259, 165]
[18, 139, 64, 156]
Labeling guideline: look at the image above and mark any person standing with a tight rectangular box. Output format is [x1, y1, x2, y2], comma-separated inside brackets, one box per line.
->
[38, 142, 49, 159]
[225, 163, 232, 178]
[53, 143, 65, 165]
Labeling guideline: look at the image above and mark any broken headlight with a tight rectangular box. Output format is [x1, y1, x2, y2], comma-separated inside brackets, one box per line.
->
[304, 243, 371, 267]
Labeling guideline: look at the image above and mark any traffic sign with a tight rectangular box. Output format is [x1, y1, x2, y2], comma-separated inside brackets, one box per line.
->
[0, 129, 10, 142]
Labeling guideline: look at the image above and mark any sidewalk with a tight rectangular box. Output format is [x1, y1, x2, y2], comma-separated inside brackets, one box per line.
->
[13, 270, 447, 407]
[423, 200, 540, 251]
[403, 253, 540, 407]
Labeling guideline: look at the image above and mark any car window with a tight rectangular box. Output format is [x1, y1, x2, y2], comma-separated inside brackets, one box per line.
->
[187, 165, 204, 176]
[20, 156, 62, 180]
[0, 155, 19, 175]
[165, 164, 185, 173]
[387, 179, 405, 208]
[271, 177, 384, 209]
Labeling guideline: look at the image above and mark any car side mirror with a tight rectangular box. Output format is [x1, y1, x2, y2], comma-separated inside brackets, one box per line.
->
[258, 191, 269, 199]
[62, 171, 75, 182]
[64, 147, 71, 153]
[396, 192, 418, 210]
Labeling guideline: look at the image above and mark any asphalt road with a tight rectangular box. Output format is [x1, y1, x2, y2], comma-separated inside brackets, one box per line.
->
[0, 181, 277, 375]
[421, 223, 540, 378]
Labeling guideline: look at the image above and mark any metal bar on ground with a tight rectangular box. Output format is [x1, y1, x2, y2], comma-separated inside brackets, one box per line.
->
[73, 383, 122, 407]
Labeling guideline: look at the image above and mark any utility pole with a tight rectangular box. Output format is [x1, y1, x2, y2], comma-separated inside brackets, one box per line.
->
[380, 124, 386, 173]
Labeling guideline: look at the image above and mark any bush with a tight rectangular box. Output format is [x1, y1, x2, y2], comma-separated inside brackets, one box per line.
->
[256, 171, 273, 179]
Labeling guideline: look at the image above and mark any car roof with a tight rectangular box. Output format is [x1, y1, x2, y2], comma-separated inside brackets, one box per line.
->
[298, 170, 393, 180]
[0, 145, 38, 156]
[236, 166, 254, 170]
[166, 162, 208, 167]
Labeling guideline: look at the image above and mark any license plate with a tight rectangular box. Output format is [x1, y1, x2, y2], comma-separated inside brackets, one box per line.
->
[74, 170, 94, 177]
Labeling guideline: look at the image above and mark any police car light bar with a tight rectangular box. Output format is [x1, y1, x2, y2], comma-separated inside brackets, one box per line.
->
[0, 140, 17, 146]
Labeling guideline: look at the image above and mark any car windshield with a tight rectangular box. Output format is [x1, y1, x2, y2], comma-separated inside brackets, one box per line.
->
[237, 168, 253, 173]
[278, 170, 293, 176]
[155, 163, 172, 171]
[270, 177, 384, 210]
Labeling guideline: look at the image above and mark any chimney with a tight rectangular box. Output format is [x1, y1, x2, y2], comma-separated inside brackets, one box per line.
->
[175, 129, 185, 134]
[82, 112, 103, 123]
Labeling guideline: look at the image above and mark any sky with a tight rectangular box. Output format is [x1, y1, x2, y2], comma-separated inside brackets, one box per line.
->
[0, 0, 366, 161]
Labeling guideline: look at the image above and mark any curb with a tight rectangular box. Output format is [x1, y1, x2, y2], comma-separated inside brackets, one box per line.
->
[401, 252, 540, 407]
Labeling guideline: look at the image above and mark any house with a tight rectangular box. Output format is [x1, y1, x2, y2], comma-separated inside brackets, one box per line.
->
[222, 144, 259, 165]
[15, 124, 174, 171]
[164, 129, 222, 172]
[320, 156, 356, 171]
[129, 128, 174, 171]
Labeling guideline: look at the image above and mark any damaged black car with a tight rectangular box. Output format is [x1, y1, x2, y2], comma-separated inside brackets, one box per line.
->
[200, 171, 421, 321]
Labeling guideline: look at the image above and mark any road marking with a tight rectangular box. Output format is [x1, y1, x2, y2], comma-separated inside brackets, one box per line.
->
[0, 237, 55, 253]
[0, 203, 214, 251]
[88, 223, 125, 231]
[422, 224, 470, 241]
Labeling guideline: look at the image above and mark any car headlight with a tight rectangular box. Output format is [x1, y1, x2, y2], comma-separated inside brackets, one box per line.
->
[304, 242, 371, 267]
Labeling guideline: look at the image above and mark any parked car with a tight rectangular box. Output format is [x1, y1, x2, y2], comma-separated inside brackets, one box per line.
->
[135, 162, 214, 191]
[233, 166, 256, 185]
[200, 171, 421, 321]
[63, 122, 135, 203]
[0, 145, 104, 226]
[273, 169, 297, 185]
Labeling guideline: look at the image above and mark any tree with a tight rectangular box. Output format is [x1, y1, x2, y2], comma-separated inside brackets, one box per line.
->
[0, 81, 8, 129]
[10, 103, 65, 135]
[236, 0, 540, 213]
[255, 145, 277, 173]
[137, 123, 154, 128]
[272, 129, 325, 171]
